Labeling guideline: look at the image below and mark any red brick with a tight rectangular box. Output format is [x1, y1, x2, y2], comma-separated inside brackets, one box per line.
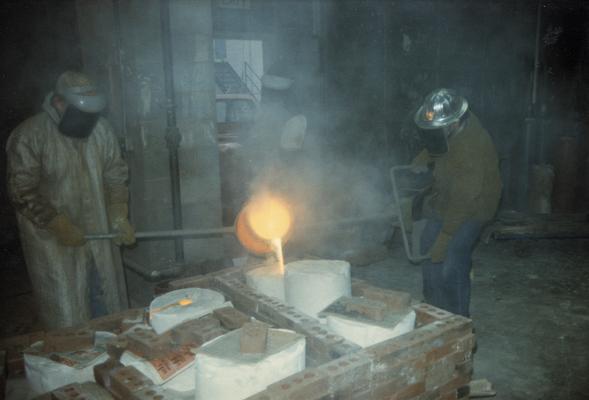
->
[343, 297, 388, 321]
[371, 354, 426, 386]
[412, 303, 454, 327]
[43, 328, 94, 353]
[391, 381, 427, 400]
[214, 306, 251, 329]
[373, 380, 426, 400]
[366, 316, 472, 366]
[170, 315, 221, 346]
[240, 321, 269, 353]
[93, 358, 123, 388]
[126, 327, 173, 360]
[425, 356, 455, 391]
[351, 282, 411, 312]
[110, 366, 153, 399]
[319, 352, 373, 395]
[266, 368, 330, 400]
[425, 343, 454, 363]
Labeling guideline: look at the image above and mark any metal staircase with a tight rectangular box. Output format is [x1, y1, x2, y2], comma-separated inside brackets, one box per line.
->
[215, 61, 261, 100]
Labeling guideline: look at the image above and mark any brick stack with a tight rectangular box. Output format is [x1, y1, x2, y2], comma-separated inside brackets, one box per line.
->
[245, 314, 473, 400]
[17, 267, 474, 400]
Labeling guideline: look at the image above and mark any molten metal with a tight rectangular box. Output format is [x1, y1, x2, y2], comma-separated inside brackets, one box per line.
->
[246, 195, 292, 241]
[235, 193, 293, 257]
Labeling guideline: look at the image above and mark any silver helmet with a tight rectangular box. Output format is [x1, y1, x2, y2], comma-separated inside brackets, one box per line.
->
[414, 88, 468, 130]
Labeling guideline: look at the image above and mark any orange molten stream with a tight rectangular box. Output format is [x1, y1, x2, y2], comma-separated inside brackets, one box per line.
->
[246, 195, 292, 241]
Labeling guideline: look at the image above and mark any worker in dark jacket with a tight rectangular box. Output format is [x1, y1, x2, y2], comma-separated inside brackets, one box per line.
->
[412, 88, 501, 317]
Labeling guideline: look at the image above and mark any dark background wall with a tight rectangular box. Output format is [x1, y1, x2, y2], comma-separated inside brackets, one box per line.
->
[1, 0, 588, 254]
[0, 0, 81, 251]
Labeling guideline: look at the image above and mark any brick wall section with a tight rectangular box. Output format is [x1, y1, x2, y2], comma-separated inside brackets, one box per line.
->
[211, 273, 361, 365]
[25, 267, 474, 400]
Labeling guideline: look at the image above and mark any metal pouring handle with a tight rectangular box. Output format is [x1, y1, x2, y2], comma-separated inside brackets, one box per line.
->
[85, 227, 235, 240]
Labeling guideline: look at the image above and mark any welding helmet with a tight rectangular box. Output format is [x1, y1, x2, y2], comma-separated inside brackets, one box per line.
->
[55, 71, 106, 138]
[414, 88, 468, 155]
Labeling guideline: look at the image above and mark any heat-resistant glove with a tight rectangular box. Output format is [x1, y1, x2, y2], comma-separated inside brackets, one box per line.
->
[47, 214, 86, 247]
[108, 203, 135, 246]
[430, 231, 452, 263]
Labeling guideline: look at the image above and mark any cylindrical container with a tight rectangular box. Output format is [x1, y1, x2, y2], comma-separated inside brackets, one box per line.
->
[284, 260, 351, 318]
[194, 329, 305, 400]
[235, 195, 293, 255]
[552, 136, 579, 213]
[245, 264, 286, 301]
[528, 164, 554, 214]
[149, 288, 227, 334]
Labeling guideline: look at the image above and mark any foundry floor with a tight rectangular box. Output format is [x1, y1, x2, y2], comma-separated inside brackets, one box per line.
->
[1, 238, 588, 399]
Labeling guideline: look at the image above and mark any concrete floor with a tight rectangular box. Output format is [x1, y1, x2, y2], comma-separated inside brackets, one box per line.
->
[2, 238, 588, 399]
[353, 238, 589, 400]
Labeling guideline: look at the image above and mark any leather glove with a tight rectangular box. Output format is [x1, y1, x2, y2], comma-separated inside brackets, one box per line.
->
[108, 203, 136, 246]
[430, 231, 452, 263]
[47, 214, 86, 247]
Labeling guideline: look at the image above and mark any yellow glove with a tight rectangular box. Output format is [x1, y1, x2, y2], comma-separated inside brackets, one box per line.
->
[108, 203, 136, 246]
[47, 214, 86, 247]
[430, 231, 452, 263]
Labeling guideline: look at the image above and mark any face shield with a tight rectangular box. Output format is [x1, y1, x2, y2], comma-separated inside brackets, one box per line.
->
[58, 106, 101, 139]
[419, 114, 469, 155]
[419, 127, 449, 155]
[54, 73, 106, 138]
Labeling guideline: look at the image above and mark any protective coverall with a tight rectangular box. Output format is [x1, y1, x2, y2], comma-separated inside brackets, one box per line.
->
[6, 97, 129, 329]
[412, 112, 501, 316]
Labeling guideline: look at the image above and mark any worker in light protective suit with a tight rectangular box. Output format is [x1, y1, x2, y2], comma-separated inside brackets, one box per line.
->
[412, 88, 501, 317]
[6, 71, 134, 329]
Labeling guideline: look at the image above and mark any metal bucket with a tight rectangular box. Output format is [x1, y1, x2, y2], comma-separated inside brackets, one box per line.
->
[234, 197, 293, 255]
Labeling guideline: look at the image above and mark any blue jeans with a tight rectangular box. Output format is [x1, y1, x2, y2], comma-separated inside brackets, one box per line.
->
[420, 218, 483, 317]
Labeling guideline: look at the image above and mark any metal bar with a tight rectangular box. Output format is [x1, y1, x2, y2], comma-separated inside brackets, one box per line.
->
[390, 165, 429, 264]
[86, 227, 234, 241]
[86, 213, 399, 241]
[160, 0, 184, 263]
[532, 0, 543, 108]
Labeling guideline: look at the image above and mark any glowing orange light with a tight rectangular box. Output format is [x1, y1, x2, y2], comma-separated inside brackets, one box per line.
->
[425, 110, 435, 121]
[246, 194, 292, 241]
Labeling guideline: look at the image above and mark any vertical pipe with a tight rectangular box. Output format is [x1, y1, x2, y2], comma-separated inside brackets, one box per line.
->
[521, 0, 543, 211]
[112, 0, 128, 143]
[531, 0, 543, 108]
[159, 0, 184, 263]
